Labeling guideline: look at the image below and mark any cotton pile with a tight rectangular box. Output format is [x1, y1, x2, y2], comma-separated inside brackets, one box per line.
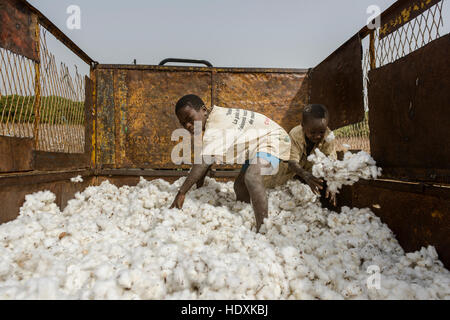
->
[308, 149, 382, 193]
[0, 177, 449, 300]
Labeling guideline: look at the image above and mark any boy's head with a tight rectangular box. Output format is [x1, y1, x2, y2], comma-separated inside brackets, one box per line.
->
[302, 104, 329, 144]
[175, 94, 208, 134]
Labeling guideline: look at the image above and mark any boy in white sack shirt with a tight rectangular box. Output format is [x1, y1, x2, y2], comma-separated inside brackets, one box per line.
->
[170, 94, 291, 232]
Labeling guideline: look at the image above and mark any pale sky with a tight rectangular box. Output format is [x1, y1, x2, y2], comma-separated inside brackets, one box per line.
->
[30, 0, 394, 73]
[29, 0, 449, 77]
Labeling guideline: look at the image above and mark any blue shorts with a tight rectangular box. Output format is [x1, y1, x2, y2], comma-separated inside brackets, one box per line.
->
[241, 152, 281, 172]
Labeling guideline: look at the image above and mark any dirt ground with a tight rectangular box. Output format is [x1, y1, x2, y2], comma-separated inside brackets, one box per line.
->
[0, 123, 85, 153]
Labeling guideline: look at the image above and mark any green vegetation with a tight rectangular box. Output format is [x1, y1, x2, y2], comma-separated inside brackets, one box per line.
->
[0, 95, 84, 124]
[333, 111, 369, 138]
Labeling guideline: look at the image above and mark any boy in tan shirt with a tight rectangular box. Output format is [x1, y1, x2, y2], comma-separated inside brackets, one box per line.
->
[170, 94, 291, 232]
[263, 104, 338, 209]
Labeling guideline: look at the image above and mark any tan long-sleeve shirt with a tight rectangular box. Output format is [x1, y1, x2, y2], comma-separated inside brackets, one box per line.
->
[263, 124, 336, 188]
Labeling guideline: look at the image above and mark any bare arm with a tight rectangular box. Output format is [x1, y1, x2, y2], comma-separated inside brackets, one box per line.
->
[180, 163, 211, 194]
[170, 163, 211, 209]
[288, 160, 323, 195]
[196, 165, 211, 188]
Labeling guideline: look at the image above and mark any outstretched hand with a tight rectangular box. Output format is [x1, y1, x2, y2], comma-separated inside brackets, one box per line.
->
[303, 172, 323, 195]
[170, 192, 185, 209]
[325, 188, 337, 206]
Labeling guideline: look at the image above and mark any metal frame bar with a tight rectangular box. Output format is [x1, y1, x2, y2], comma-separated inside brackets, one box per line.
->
[19, 0, 95, 66]
[95, 64, 308, 74]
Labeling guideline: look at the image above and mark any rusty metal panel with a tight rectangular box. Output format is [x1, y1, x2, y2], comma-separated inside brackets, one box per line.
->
[96, 69, 115, 166]
[378, 0, 441, 39]
[59, 176, 95, 210]
[96, 64, 307, 74]
[121, 69, 212, 169]
[31, 76, 92, 172]
[0, 171, 93, 223]
[214, 71, 308, 134]
[368, 34, 450, 183]
[114, 70, 128, 168]
[0, 0, 39, 61]
[95, 65, 309, 170]
[84, 76, 94, 161]
[347, 180, 450, 269]
[0, 136, 33, 172]
[309, 34, 365, 130]
[33, 151, 89, 171]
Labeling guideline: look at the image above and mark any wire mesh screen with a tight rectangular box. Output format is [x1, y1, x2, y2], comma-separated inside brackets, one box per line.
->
[333, 39, 371, 153]
[375, 0, 446, 68]
[333, 0, 447, 154]
[37, 27, 86, 153]
[0, 46, 37, 138]
[0, 24, 87, 153]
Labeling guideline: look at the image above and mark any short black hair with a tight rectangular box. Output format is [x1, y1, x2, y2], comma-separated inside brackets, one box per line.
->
[175, 94, 205, 114]
[302, 104, 329, 123]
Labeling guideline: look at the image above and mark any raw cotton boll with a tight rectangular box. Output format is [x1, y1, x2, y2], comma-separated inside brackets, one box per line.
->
[143, 278, 167, 300]
[43, 238, 57, 248]
[0, 285, 19, 300]
[287, 181, 317, 205]
[1, 177, 449, 300]
[37, 277, 61, 300]
[65, 266, 90, 292]
[341, 284, 364, 299]
[92, 280, 121, 300]
[308, 149, 382, 193]
[94, 264, 115, 280]
[280, 246, 298, 263]
[19, 191, 60, 217]
[116, 270, 132, 289]
[325, 131, 335, 143]
[290, 278, 314, 299]
[0, 259, 11, 278]
[70, 175, 83, 183]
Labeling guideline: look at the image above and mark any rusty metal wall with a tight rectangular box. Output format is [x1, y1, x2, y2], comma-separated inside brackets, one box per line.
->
[123, 69, 211, 169]
[368, 33, 450, 183]
[0, 136, 33, 172]
[0, 170, 93, 223]
[340, 180, 450, 269]
[0, 0, 39, 62]
[308, 34, 365, 130]
[378, 0, 441, 39]
[214, 71, 308, 133]
[95, 66, 212, 169]
[95, 65, 308, 169]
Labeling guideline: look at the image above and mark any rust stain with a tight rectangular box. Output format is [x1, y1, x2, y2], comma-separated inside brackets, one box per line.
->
[349, 181, 450, 269]
[89, 69, 97, 168]
[215, 72, 308, 133]
[96, 69, 115, 166]
[379, 0, 441, 39]
[0, 0, 39, 62]
[0, 136, 33, 173]
[368, 34, 450, 183]
[114, 70, 129, 168]
[124, 70, 211, 169]
[94, 66, 310, 169]
[431, 210, 443, 219]
[309, 34, 365, 130]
